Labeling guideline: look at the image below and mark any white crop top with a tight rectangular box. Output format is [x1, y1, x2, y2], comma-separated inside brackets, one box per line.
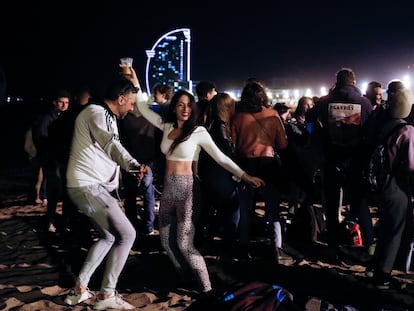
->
[136, 93, 246, 179]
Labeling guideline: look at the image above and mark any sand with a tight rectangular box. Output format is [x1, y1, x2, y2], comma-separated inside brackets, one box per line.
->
[0, 169, 414, 311]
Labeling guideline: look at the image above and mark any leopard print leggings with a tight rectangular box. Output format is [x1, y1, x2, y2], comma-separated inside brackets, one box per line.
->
[159, 174, 212, 292]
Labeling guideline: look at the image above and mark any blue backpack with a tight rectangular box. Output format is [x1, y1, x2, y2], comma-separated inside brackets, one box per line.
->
[186, 281, 299, 311]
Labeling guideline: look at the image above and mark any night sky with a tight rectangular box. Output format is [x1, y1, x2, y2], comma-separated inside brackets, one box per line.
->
[2, 1, 414, 100]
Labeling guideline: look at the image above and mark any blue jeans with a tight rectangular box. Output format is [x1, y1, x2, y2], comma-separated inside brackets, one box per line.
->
[238, 182, 281, 245]
[67, 184, 136, 295]
[199, 168, 240, 245]
[237, 157, 282, 246]
[122, 165, 156, 233]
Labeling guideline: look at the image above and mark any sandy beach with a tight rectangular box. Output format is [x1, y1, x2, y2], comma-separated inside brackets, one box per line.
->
[0, 167, 414, 311]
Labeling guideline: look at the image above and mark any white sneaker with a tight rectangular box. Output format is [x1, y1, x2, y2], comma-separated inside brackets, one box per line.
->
[94, 291, 135, 310]
[64, 288, 94, 305]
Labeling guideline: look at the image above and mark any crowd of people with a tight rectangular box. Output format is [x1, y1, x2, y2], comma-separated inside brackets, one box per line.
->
[22, 63, 414, 309]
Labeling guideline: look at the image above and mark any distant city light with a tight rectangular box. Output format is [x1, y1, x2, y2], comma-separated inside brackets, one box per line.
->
[293, 89, 299, 99]
[403, 75, 411, 89]
[266, 91, 273, 99]
[226, 91, 237, 100]
[361, 81, 368, 95]
[5, 96, 23, 104]
[137, 28, 414, 106]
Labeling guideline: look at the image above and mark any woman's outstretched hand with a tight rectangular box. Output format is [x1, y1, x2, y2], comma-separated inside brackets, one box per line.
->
[241, 174, 265, 188]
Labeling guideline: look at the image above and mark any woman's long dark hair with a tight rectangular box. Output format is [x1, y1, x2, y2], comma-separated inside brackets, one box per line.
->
[164, 89, 199, 153]
[293, 96, 312, 120]
[238, 81, 269, 113]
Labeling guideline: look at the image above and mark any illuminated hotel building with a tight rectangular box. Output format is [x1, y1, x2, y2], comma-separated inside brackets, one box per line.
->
[145, 28, 192, 95]
[144, 28, 413, 106]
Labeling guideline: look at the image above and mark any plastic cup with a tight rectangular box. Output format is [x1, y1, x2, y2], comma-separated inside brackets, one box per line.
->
[120, 57, 133, 75]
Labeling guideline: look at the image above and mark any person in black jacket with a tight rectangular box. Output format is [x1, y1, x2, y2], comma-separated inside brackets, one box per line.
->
[197, 92, 240, 254]
[32, 89, 71, 233]
[307, 68, 373, 260]
[47, 87, 96, 241]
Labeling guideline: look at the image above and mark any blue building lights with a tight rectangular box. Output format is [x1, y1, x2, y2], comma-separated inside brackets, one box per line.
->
[145, 28, 192, 95]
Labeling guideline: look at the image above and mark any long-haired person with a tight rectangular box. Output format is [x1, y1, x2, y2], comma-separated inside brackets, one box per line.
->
[232, 80, 293, 264]
[127, 67, 264, 295]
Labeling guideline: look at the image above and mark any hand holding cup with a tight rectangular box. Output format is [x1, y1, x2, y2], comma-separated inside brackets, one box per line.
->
[120, 57, 133, 76]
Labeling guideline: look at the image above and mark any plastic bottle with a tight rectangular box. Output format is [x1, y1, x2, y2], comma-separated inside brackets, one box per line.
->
[348, 221, 363, 246]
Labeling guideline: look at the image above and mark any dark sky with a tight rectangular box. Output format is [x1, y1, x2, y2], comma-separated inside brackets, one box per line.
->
[2, 1, 414, 100]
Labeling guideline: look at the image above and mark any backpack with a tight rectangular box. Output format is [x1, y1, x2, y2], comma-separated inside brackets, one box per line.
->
[186, 281, 299, 311]
[367, 120, 407, 193]
[286, 205, 327, 244]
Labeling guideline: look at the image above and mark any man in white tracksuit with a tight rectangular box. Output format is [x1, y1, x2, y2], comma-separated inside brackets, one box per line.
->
[64, 78, 141, 310]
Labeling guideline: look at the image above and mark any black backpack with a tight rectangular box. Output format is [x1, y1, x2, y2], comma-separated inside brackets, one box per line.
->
[367, 120, 407, 193]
